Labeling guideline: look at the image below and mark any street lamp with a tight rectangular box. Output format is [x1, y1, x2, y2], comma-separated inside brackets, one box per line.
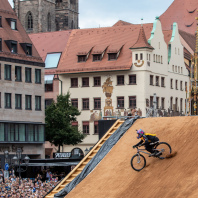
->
[12, 148, 30, 185]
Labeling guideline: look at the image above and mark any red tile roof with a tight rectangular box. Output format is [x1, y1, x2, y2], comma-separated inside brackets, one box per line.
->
[160, 0, 198, 35]
[29, 30, 71, 61]
[57, 24, 157, 74]
[0, 0, 43, 64]
[130, 26, 154, 50]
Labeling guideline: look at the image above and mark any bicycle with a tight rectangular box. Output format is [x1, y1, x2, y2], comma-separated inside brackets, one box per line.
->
[131, 141, 172, 171]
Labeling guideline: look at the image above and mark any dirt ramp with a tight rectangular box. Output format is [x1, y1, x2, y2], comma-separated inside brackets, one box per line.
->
[65, 116, 198, 198]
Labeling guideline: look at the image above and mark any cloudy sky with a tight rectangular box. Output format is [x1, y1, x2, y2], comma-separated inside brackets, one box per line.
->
[8, 0, 174, 29]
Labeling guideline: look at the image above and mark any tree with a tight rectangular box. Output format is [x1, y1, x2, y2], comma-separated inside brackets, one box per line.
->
[45, 92, 85, 152]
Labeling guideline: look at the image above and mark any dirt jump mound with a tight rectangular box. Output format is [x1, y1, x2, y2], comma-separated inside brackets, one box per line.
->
[65, 116, 198, 198]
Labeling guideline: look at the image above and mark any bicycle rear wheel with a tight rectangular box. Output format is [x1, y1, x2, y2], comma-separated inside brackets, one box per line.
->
[154, 142, 172, 159]
[131, 154, 146, 171]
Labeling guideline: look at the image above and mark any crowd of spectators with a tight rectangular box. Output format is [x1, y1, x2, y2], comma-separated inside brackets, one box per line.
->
[0, 169, 65, 198]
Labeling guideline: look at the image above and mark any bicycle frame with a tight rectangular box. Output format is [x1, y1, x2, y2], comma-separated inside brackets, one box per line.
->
[136, 148, 151, 156]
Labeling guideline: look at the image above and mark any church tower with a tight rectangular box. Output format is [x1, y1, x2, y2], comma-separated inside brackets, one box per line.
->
[13, 0, 56, 33]
[13, 0, 78, 33]
[55, 0, 79, 31]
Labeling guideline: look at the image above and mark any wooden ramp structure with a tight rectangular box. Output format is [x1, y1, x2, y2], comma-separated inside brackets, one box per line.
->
[45, 119, 124, 198]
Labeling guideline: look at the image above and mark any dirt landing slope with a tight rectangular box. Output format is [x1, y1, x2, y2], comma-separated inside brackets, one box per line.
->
[64, 117, 198, 198]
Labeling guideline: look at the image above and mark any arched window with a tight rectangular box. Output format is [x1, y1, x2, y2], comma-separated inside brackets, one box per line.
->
[47, 13, 51, 32]
[71, 20, 74, 29]
[26, 12, 33, 30]
[55, 19, 59, 31]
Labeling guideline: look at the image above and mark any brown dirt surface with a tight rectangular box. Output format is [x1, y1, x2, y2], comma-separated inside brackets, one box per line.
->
[65, 116, 198, 198]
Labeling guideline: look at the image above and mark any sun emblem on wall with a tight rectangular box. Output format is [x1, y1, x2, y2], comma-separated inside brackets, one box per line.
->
[134, 60, 144, 67]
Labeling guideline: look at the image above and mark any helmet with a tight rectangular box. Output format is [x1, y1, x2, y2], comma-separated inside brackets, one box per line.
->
[137, 129, 144, 139]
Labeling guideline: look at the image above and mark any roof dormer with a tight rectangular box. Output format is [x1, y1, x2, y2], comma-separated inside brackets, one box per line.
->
[20, 43, 32, 56]
[92, 45, 107, 62]
[6, 18, 17, 30]
[107, 44, 123, 61]
[5, 40, 17, 53]
[77, 45, 93, 63]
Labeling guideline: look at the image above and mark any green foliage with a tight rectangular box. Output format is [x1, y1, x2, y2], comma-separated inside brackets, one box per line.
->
[45, 93, 85, 151]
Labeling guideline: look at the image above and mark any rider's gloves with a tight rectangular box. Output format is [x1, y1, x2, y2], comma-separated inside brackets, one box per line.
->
[133, 145, 136, 148]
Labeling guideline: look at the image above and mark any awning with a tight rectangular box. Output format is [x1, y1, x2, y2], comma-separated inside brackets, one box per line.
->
[45, 75, 54, 84]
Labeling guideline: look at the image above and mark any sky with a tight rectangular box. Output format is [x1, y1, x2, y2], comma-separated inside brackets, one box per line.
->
[8, 0, 174, 29]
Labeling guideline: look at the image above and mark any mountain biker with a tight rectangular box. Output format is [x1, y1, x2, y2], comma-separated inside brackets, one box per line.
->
[133, 129, 160, 157]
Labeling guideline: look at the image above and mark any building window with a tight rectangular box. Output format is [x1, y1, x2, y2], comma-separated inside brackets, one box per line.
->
[156, 76, 159, 86]
[45, 99, 53, 109]
[35, 69, 41, 83]
[11, 19, 17, 30]
[82, 98, 89, 110]
[83, 121, 89, 134]
[71, 78, 78, 87]
[161, 56, 163, 64]
[180, 98, 183, 112]
[45, 83, 53, 92]
[94, 121, 98, 134]
[180, 81, 183, 91]
[175, 80, 178, 90]
[135, 54, 138, 60]
[129, 96, 136, 109]
[170, 97, 173, 110]
[5, 93, 11, 109]
[94, 98, 101, 109]
[153, 54, 155, 62]
[108, 53, 117, 60]
[0, 92, 1, 108]
[140, 53, 143, 60]
[150, 96, 153, 107]
[35, 96, 41, 110]
[161, 98, 165, 109]
[181, 67, 183, 74]
[175, 66, 177, 72]
[27, 12, 33, 29]
[93, 77, 101, 86]
[178, 66, 180, 73]
[4, 64, 11, 80]
[117, 97, 124, 108]
[71, 121, 78, 129]
[0, 16, 2, 27]
[47, 13, 51, 32]
[129, 75, 136, 85]
[170, 79, 173, 89]
[175, 98, 178, 111]
[25, 68, 31, 83]
[93, 54, 102, 61]
[25, 95, 32, 110]
[82, 77, 89, 87]
[161, 77, 165, 87]
[172, 65, 174, 72]
[78, 55, 86, 62]
[15, 94, 22, 109]
[150, 75, 153, 85]
[15, 66, 21, 81]
[156, 97, 159, 109]
[71, 99, 78, 108]
[117, 75, 124, 85]
[11, 41, 17, 53]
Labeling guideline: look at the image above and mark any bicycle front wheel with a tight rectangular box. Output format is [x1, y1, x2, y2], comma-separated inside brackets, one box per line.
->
[155, 142, 172, 159]
[131, 154, 146, 171]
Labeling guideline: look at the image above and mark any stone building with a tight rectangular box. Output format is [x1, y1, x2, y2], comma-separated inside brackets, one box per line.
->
[0, 0, 45, 168]
[13, 0, 78, 34]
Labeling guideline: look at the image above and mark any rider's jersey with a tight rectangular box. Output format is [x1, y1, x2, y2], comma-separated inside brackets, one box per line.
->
[141, 133, 157, 143]
[136, 133, 159, 146]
